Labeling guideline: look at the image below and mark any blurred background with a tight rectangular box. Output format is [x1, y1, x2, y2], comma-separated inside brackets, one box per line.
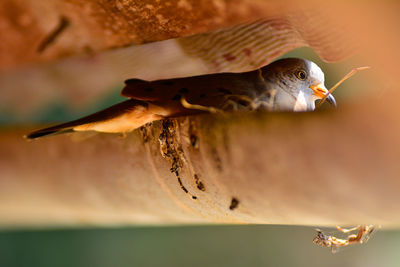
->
[1, 225, 400, 267]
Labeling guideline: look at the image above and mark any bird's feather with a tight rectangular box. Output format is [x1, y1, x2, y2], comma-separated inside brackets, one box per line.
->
[26, 99, 149, 139]
[122, 70, 265, 109]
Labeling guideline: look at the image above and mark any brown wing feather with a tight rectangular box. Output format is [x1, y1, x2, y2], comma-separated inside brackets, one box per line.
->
[122, 76, 208, 101]
[121, 78, 161, 101]
[121, 71, 261, 109]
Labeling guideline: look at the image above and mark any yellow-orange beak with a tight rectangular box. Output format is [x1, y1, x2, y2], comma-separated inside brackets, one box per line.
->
[310, 83, 337, 107]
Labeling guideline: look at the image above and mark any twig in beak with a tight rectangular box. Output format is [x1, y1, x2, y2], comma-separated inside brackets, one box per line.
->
[316, 66, 371, 108]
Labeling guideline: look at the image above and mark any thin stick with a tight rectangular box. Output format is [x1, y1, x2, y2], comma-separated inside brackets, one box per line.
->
[336, 225, 361, 233]
[316, 66, 371, 108]
[180, 96, 222, 114]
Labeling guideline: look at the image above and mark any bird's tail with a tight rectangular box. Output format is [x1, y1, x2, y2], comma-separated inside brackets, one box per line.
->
[25, 99, 146, 140]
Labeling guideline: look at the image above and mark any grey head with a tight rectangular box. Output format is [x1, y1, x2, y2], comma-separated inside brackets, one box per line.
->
[259, 58, 336, 111]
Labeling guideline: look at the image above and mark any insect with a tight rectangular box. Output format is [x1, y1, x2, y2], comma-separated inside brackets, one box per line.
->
[312, 225, 375, 253]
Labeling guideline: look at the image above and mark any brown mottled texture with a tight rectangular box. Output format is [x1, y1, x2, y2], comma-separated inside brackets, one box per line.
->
[0, 0, 270, 70]
[67, 0, 255, 43]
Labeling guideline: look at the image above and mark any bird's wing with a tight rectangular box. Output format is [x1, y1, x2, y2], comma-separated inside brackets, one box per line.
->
[121, 72, 258, 108]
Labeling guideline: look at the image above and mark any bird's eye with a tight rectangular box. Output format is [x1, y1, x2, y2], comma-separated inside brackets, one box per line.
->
[296, 70, 307, 80]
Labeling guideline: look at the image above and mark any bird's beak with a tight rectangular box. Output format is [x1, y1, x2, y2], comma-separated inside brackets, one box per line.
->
[310, 83, 337, 107]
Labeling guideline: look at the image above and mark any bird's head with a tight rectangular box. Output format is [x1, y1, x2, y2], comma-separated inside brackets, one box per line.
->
[261, 58, 336, 111]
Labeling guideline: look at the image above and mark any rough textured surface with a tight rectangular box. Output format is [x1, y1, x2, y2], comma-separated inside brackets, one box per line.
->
[0, 0, 272, 70]
[2, 98, 400, 227]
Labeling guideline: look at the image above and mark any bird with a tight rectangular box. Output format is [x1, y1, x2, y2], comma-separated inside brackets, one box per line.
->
[26, 58, 336, 139]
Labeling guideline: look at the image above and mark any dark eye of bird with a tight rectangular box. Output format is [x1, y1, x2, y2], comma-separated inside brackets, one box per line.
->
[296, 70, 307, 80]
